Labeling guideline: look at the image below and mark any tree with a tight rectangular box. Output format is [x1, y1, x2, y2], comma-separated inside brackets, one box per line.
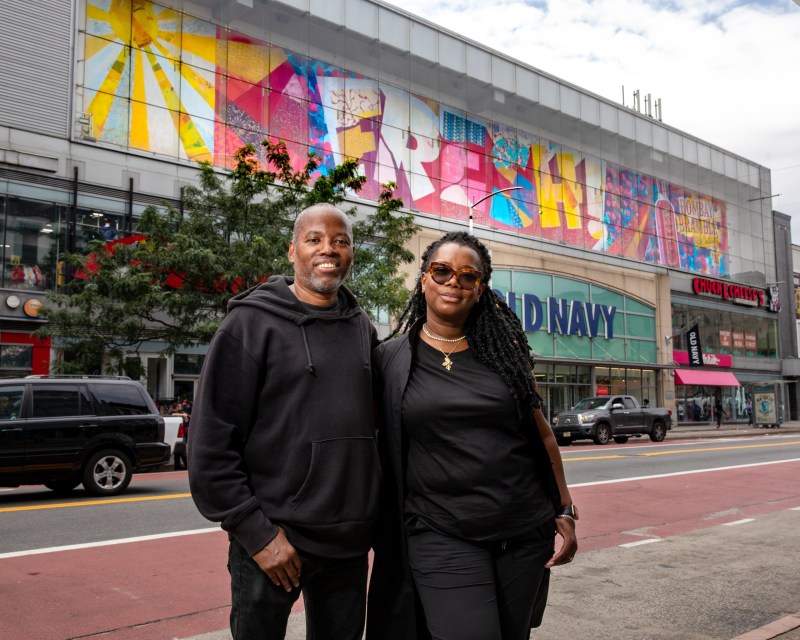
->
[39, 141, 418, 375]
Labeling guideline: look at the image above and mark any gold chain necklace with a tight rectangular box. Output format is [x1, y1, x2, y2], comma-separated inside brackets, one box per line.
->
[422, 323, 466, 343]
[430, 337, 464, 371]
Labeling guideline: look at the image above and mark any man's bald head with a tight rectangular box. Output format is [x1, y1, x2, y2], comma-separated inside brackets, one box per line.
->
[292, 204, 352, 243]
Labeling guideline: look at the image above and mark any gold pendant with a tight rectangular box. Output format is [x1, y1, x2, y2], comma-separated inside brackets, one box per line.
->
[442, 355, 453, 370]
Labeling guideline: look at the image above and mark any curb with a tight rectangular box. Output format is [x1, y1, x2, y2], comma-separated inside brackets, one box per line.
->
[730, 614, 800, 640]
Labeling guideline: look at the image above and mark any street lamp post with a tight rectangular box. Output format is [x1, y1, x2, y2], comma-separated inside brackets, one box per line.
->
[469, 186, 523, 234]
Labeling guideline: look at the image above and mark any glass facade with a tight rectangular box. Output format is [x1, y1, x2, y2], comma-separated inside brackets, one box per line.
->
[76, 0, 772, 280]
[533, 364, 658, 423]
[0, 0, 784, 402]
[670, 300, 778, 359]
[0, 195, 129, 291]
[670, 299, 779, 423]
[492, 270, 657, 363]
[492, 269, 659, 422]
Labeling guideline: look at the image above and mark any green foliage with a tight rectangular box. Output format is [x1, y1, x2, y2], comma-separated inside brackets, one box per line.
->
[38, 141, 418, 375]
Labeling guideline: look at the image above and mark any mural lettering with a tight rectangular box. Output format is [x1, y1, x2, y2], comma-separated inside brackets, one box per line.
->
[82, 0, 729, 277]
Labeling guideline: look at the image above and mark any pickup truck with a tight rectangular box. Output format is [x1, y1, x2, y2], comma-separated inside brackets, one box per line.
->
[552, 395, 672, 445]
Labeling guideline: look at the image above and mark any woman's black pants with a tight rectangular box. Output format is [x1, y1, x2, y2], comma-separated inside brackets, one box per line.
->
[406, 522, 554, 640]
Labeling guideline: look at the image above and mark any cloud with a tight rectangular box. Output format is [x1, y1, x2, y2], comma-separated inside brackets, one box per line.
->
[382, 0, 800, 243]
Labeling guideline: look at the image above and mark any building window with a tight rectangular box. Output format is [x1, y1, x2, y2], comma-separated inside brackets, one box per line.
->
[174, 353, 206, 375]
[671, 302, 777, 359]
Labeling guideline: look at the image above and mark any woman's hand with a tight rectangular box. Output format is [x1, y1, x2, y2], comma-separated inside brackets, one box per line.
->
[546, 516, 578, 567]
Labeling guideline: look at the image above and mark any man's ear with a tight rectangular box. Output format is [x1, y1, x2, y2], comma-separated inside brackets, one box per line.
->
[288, 241, 296, 264]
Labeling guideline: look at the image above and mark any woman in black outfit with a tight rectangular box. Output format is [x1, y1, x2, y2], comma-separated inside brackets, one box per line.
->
[367, 232, 578, 640]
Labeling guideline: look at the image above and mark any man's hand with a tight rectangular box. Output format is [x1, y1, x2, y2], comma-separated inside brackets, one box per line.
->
[545, 517, 578, 568]
[253, 527, 302, 592]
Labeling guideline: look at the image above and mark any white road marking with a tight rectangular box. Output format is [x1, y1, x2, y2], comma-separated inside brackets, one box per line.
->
[722, 519, 756, 526]
[570, 457, 800, 487]
[619, 539, 663, 548]
[0, 527, 220, 559]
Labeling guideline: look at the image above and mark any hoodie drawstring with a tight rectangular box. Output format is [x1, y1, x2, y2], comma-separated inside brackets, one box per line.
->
[300, 325, 316, 375]
[357, 318, 369, 370]
[299, 314, 370, 376]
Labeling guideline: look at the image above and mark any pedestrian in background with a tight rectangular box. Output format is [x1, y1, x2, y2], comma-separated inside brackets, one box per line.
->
[189, 203, 380, 640]
[367, 231, 577, 640]
[745, 399, 753, 425]
[714, 398, 728, 429]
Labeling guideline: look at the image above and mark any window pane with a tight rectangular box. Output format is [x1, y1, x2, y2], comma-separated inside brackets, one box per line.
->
[0, 345, 32, 369]
[591, 287, 623, 308]
[528, 331, 554, 357]
[513, 272, 552, 298]
[626, 315, 655, 337]
[0, 386, 24, 420]
[4, 198, 60, 291]
[174, 353, 206, 375]
[93, 383, 150, 416]
[555, 334, 592, 359]
[32, 387, 92, 418]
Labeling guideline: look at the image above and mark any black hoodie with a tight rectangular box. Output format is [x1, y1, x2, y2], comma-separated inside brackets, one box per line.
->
[188, 275, 380, 559]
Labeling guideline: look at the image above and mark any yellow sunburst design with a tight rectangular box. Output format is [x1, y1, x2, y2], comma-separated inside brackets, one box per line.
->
[83, 0, 217, 161]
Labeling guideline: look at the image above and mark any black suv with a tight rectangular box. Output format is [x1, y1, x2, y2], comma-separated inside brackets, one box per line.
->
[0, 376, 170, 496]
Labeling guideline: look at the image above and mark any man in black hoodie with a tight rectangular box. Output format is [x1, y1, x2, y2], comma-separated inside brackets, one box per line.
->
[189, 204, 380, 639]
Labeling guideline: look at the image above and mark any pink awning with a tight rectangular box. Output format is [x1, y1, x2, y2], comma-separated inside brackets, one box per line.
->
[674, 369, 740, 386]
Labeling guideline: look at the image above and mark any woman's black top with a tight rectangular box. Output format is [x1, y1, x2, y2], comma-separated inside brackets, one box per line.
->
[402, 340, 552, 542]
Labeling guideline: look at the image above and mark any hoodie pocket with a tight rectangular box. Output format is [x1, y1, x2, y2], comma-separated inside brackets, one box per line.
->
[290, 436, 380, 524]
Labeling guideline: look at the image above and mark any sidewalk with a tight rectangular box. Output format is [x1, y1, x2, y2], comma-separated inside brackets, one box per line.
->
[668, 419, 800, 440]
[180, 423, 800, 640]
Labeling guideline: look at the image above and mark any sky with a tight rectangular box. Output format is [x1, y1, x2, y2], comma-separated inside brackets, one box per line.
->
[380, 0, 800, 246]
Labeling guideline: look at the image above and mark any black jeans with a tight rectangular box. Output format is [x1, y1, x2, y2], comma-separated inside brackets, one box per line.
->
[228, 538, 368, 640]
[407, 522, 554, 640]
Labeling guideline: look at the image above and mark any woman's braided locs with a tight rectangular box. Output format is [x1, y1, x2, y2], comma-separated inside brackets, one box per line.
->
[389, 231, 537, 418]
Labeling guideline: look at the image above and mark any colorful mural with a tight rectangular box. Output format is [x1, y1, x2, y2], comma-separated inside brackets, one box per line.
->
[81, 0, 729, 276]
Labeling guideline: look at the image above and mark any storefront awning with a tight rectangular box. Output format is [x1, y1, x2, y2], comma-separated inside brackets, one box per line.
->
[674, 369, 741, 386]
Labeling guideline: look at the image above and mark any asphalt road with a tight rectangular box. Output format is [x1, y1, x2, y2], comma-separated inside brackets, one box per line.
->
[1, 427, 798, 640]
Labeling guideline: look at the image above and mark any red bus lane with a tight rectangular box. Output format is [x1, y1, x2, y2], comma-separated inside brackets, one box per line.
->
[572, 458, 800, 552]
[1, 459, 799, 639]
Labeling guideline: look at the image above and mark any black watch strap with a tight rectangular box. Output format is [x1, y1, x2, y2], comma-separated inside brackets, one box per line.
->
[558, 504, 579, 520]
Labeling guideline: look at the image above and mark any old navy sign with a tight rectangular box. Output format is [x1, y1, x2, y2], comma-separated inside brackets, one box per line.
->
[692, 277, 768, 309]
[686, 323, 703, 367]
[494, 290, 616, 339]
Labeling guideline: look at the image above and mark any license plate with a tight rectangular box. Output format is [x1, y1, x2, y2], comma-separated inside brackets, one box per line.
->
[562, 431, 571, 437]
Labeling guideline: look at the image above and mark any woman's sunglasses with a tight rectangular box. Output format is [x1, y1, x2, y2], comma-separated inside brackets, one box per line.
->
[427, 262, 483, 290]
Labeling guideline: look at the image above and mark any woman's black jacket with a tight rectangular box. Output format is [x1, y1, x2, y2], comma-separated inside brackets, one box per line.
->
[365, 328, 561, 640]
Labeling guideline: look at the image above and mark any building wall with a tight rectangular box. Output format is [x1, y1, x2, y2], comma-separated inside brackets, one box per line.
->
[69, 0, 774, 285]
[0, 0, 788, 412]
[0, 0, 73, 138]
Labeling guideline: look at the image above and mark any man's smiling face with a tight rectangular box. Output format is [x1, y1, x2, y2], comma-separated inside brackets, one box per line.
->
[288, 205, 353, 305]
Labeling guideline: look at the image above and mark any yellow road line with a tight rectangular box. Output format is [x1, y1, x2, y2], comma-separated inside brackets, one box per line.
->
[562, 455, 628, 461]
[0, 493, 191, 513]
[562, 440, 800, 462]
[637, 441, 800, 457]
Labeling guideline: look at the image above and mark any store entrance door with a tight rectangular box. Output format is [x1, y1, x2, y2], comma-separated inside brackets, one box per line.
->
[173, 378, 197, 403]
[550, 386, 572, 421]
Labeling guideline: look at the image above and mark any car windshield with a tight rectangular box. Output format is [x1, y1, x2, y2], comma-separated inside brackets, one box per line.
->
[572, 397, 610, 411]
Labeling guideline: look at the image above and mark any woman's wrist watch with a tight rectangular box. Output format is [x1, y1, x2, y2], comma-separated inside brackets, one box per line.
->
[556, 505, 579, 521]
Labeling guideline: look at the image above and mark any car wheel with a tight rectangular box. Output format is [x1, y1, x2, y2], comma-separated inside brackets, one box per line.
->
[44, 479, 80, 496]
[613, 436, 629, 444]
[556, 437, 572, 446]
[594, 424, 610, 445]
[82, 449, 132, 496]
[649, 421, 667, 442]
